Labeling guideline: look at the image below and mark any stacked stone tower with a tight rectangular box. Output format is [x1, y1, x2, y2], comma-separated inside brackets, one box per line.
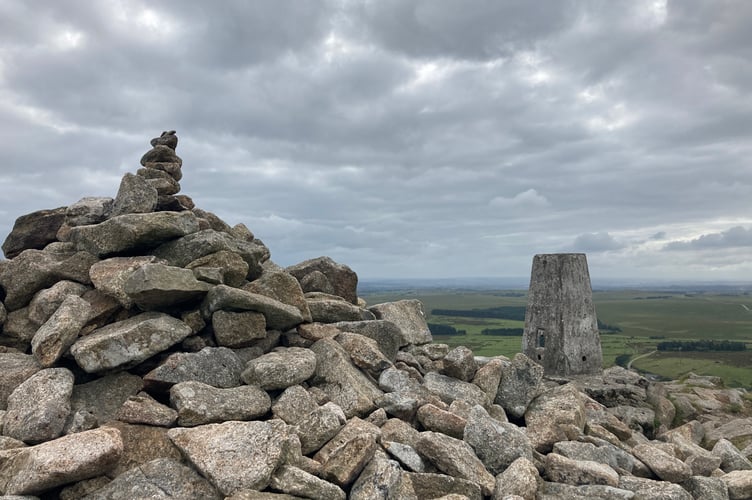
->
[522, 253, 603, 376]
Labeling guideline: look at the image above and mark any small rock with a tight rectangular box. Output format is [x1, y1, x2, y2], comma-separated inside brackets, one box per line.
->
[368, 299, 432, 346]
[632, 443, 692, 483]
[404, 472, 483, 500]
[2, 207, 67, 259]
[271, 385, 319, 425]
[293, 404, 345, 455]
[496, 352, 543, 419]
[416, 431, 496, 496]
[212, 310, 267, 348]
[336, 331, 393, 375]
[493, 457, 539, 500]
[0, 353, 41, 411]
[169, 381, 271, 426]
[123, 263, 210, 310]
[143, 346, 244, 391]
[423, 372, 489, 407]
[270, 465, 345, 500]
[442, 346, 477, 382]
[417, 404, 466, 439]
[31, 295, 92, 367]
[241, 347, 317, 390]
[313, 416, 382, 464]
[286, 256, 358, 304]
[115, 392, 178, 427]
[321, 434, 379, 486]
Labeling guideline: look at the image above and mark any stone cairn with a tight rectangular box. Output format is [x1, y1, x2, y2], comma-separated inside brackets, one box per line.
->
[0, 133, 750, 499]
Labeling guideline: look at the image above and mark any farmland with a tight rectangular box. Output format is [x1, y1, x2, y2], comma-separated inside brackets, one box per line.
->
[361, 287, 752, 388]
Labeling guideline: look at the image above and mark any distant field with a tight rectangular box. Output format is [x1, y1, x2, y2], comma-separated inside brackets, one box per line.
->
[361, 288, 752, 388]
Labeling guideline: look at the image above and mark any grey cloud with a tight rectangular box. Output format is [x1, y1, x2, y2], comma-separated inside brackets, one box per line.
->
[572, 232, 626, 253]
[664, 226, 752, 251]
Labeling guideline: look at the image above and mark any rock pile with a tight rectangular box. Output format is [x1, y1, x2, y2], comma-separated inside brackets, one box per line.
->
[1, 132, 751, 499]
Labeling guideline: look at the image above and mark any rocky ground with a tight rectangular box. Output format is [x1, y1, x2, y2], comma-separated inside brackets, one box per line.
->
[0, 132, 751, 499]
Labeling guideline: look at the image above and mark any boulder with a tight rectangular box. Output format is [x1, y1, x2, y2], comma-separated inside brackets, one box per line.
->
[442, 346, 477, 382]
[631, 443, 692, 483]
[0, 353, 41, 410]
[123, 263, 211, 309]
[241, 347, 317, 390]
[332, 320, 403, 361]
[270, 465, 345, 500]
[722, 470, 752, 500]
[368, 299, 433, 346]
[212, 310, 267, 347]
[350, 449, 404, 500]
[271, 385, 319, 425]
[3, 368, 74, 444]
[89, 256, 164, 308]
[110, 173, 158, 217]
[170, 381, 271, 426]
[496, 352, 543, 419]
[416, 431, 496, 496]
[167, 421, 293, 496]
[423, 372, 489, 407]
[525, 383, 586, 453]
[463, 405, 532, 475]
[27, 280, 90, 325]
[70, 312, 193, 373]
[0, 427, 122, 496]
[243, 271, 312, 322]
[543, 453, 619, 487]
[115, 392, 178, 427]
[286, 256, 358, 304]
[202, 285, 304, 331]
[472, 358, 504, 402]
[186, 250, 249, 288]
[143, 346, 244, 391]
[493, 457, 539, 500]
[31, 295, 92, 367]
[2, 207, 67, 259]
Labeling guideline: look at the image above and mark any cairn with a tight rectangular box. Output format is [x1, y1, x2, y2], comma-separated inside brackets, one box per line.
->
[0, 133, 750, 499]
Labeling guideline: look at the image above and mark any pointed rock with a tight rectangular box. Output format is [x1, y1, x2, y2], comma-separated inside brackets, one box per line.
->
[2, 207, 67, 259]
[110, 173, 158, 217]
[368, 299, 433, 346]
[287, 256, 358, 304]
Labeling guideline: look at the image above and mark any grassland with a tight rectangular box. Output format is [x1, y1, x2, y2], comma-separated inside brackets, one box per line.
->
[361, 288, 752, 388]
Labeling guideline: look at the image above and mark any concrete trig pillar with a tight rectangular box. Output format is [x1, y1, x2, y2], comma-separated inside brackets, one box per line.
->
[522, 253, 603, 375]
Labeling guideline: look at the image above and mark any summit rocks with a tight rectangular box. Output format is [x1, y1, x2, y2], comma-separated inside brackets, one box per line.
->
[1, 131, 751, 498]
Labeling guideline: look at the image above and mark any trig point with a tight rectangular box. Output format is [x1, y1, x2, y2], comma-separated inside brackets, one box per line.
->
[522, 253, 603, 376]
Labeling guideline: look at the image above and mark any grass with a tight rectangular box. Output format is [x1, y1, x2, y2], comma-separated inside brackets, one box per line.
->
[361, 288, 752, 388]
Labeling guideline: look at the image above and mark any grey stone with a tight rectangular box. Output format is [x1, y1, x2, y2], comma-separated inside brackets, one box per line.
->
[705, 418, 752, 450]
[212, 310, 266, 347]
[167, 420, 293, 496]
[202, 285, 304, 331]
[89, 256, 164, 308]
[384, 441, 429, 472]
[149, 131, 178, 150]
[417, 404, 466, 439]
[522, 253, 603, 375]
[350, 449, 404, 500]
[67, 372, 144, 428]
[0, 427, 122, 496]
[682, 476, 729, 500]
[376, 392, 421, 421]
[332, 320, 403, 361]
[2, 207, 67, 259]
[141, 144, 182, 166]
[270, 465, 345, 500]
[144, 346, 244, 390]
[115, 392, 178, 427]
[170, 381, 270, 426]
[380, 418, 422, 449]
[31, 295, 92, 367]
[102, 421, 183, 478]
[442, 346, 477, 382]
[554, 440, 634, 473]
[368, 299, 433, 346]
[124, 263, 210, 310]
[686, 452, 722, 477]
[608, 405, 656, 436]
[243, 271, 312, 323]
[722, 470, 752, 500]
[619, 476, 692, 499]
[286, 256, 358, 304]
[713, 438, 752, 472]
[3, 368, 74, 444]
[111, 173, 158, 217]
[321, 434, 379, 486]
[68, 211, 200, 258]
[307, 296, 372, 323]
[464, 405, 532, 475]
[0, 307, 37, 349]
[64, 197, 113, 227]
[186, 250, 249, 288]
[632, 443, 692, 483]
[336, 332, 393, 375]
[544, 452, 619, 486]
[309, 338, 384, 417]
[59, 476, 112, 500]
[27, 280, 89, 325]
[0, 249, 97, 310]
[313, 416, 382, 464]
[379, 367, 421, 393]
[0, 436, 26, 451]
[416, 431, 496, 496]
[137, 167, 181, 195]
[293, 404, 345, 455]
[472, 358, 504, 404]
[524, 383, 586, 453]
[241, 347, 317, 390]
[70, 312, 193, 373]
[0, 353, 41, 411]
[80, 458, 220, 500]
[493, 457, 539, 500]
[153, 229, 268, 278]
[300, 270, 335, 295]
[538, 481, 635, 500]
[495, 352, 543, 419]
[424, 372, 490, 407]
[404, 472, 483, 500]
[271, 385, 318, 425]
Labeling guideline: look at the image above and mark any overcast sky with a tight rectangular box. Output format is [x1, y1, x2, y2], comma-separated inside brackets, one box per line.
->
[1, 1, 751, 283]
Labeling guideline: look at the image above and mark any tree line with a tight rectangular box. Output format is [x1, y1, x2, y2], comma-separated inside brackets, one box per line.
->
[656, 340, 747, 352]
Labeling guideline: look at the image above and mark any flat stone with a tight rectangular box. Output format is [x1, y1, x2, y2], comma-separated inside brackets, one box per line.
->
[540, 481, 637, 500]
[69, 211, 200, 258]
[27, 280, 89, 325]
[336, 332, 393, 375]
[124, 263, 210, 310]
[31, 295, 92, 367]
[170, 381, 271, 426]
[544, 452, 619, 486]
[416, 431, 496, 496]
[202, 285, 304, 331]
[89, 256, 164, 308]
[368, 299, 433, 346]
[332, 320, 402, 361]
[0, 427, 122, 496]
[186, 250, 249, 288]
[243, 271, 312, 322]
[137, 167, 181, 195]
[64, 197, 113, 227]
[241, 347, 316, 390]
[80, 458, 220, 500]
[270, 465, 345, 500]
[417, 404, 466, 439]
[0, 353, 41, 411]
[70, 312, 193, 373]
[423, 372, 489, 407]
[167, 420, 292, 496]
[2, 207, 67, 259]
[313, 416, 382, 463]
[144, 346, 244, 391]
[553, 440, 634, 473]
[115, 392, 178, 427]
[212, 310, 267, 348]
[632, 443, 692, 483]
[463, 404, 532, 475]
[3, 368, 74, 444]
[307, 296, 372, 323]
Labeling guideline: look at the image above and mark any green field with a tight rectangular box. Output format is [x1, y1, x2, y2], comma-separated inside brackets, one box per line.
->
[361, 288, 752, 388]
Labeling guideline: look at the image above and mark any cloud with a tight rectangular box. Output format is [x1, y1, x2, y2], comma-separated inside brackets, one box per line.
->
[489, 189, 549, 209]
[663, 226, 752, 251]
[572, 232, 626, 253]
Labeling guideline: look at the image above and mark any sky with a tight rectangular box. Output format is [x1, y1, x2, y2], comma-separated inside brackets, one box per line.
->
[1, 0, 751, 283]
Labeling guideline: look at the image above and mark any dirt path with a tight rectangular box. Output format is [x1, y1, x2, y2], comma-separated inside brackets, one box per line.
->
[627, 349, 657, 370]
